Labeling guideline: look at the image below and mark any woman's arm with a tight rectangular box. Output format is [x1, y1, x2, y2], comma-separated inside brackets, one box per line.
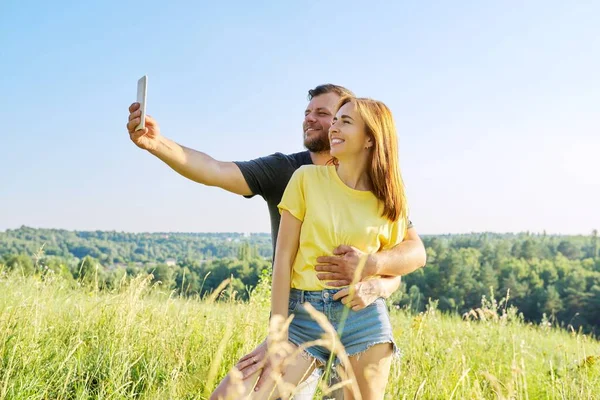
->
[270, 210, 303, 319]
[374, 275, 402, 298]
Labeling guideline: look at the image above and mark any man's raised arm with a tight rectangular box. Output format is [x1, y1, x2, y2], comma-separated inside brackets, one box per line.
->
[127, 102, 252, 196]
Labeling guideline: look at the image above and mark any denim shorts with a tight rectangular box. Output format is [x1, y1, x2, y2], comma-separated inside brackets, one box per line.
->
[287, 288, 400, 367]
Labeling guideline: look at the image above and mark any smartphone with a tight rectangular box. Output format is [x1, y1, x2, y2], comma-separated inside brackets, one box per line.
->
[136, 75, 148, 131]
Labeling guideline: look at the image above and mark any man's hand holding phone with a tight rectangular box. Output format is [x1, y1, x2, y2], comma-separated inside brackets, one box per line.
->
[127, 75, 162, 152]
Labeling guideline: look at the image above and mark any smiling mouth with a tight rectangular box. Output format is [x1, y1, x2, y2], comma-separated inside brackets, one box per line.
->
[330, 138, 345, 145]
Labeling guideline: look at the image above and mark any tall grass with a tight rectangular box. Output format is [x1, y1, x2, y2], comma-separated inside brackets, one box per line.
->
[0, 270, 598, 399]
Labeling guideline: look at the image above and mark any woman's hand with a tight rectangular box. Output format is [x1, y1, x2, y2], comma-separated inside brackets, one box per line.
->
[333, 280, 382, 311]
[235, 340, 268, 380]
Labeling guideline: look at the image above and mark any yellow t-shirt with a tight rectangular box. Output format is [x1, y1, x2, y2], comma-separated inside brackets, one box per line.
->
[277, 165, 408, 290]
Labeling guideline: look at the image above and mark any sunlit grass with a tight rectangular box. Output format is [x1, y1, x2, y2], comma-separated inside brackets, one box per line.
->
[0, 271, 598, 399]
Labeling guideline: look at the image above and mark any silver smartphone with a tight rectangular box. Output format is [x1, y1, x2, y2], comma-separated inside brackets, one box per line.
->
[136, 75, 148, 131]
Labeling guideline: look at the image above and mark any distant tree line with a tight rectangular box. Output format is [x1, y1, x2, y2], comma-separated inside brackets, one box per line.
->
[1, 227, 599, 332]
[0, 226, 272, 263]
[0, 227, 272, 300]
[395, 230, 600, 334]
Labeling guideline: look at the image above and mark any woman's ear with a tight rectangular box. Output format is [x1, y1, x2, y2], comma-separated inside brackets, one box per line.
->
[365, 137, 374, 150]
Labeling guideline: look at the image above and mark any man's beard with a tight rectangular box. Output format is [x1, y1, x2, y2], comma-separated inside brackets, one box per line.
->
[304, 134, 330, 153]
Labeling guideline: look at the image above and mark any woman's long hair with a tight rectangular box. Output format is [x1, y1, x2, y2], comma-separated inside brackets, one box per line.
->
[334, 97, 408, 222]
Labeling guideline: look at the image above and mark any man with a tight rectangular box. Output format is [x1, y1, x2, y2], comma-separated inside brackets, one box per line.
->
[126, 84, 426, 398]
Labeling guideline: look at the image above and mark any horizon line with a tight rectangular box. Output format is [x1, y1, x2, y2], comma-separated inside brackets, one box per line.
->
[1, 225, 597, 238]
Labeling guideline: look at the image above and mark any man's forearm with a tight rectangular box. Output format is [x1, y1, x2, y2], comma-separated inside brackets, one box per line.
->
[368, 237, 427, 277]
[149, 137, 213, 185]
[148, 136, 252, 195]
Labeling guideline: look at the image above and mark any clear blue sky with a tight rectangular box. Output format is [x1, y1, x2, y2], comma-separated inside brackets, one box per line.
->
[1, 1, 598, 235]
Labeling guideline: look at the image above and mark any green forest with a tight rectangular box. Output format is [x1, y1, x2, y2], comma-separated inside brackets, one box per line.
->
[1, 226, 599, 333]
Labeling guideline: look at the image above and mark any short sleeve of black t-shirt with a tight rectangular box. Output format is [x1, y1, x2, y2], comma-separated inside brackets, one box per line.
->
[234, 151, 313, 252]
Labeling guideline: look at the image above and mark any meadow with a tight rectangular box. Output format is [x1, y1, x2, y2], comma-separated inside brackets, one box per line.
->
[0, 270, 598, 400]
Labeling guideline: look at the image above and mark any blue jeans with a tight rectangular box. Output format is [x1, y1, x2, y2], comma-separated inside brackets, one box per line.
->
[287, 288, 399, 398]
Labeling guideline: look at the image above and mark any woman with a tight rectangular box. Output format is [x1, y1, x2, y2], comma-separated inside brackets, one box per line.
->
[212, 97, 409, 400]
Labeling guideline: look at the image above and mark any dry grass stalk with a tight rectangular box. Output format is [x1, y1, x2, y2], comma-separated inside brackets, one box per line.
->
[206, 277, 232, 304]
[303, 302, 363, 399]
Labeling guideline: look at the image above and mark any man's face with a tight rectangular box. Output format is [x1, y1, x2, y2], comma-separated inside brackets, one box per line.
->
[303, 92, 340, 153]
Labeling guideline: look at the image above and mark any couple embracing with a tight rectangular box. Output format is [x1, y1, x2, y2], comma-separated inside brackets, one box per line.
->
[127, 84, 426, 399]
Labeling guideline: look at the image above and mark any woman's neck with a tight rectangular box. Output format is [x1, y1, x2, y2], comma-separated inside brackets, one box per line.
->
[309, 150, 333, 166]
[335, 155, 371, 191]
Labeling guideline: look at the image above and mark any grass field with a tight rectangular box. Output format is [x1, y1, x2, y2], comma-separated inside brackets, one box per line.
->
[0, 272, 598, 399]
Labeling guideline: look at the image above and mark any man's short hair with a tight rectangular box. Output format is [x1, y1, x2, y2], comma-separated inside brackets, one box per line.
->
[307, 84, 355, 100]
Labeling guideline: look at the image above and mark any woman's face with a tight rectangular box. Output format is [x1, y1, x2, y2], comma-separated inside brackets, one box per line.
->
[329, 101, 371, 160]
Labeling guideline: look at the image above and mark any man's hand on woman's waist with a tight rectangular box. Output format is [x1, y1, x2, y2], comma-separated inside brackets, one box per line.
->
[315, 245, 376, 286]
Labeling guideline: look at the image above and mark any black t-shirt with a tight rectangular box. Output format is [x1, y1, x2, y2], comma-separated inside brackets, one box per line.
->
[235, 150, 414, 257]
[234, 151, 313, 253]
